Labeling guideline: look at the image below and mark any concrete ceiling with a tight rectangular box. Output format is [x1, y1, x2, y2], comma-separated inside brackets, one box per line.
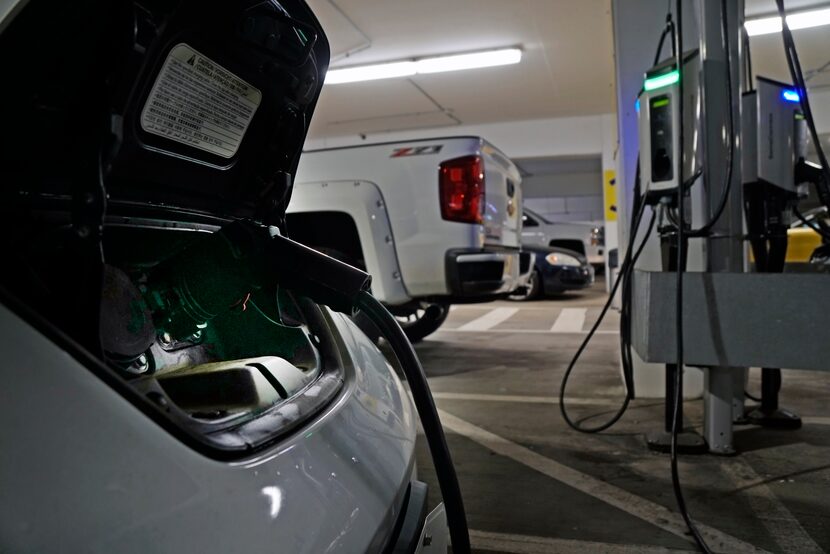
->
[746, 0, 830, 90]
[305, 0, 830, 141]
[306, 0, 616, 139]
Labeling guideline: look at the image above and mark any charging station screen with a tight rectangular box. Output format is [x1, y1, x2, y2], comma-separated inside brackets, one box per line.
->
[650, 95, 674, 183]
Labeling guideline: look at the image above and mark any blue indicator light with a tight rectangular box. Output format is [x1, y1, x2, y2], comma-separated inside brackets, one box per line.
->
[782, 89, 800, 103]
[635, 98, 640, 113]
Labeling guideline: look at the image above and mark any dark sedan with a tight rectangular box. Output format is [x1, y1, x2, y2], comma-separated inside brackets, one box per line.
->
[509, 245, 595, 300]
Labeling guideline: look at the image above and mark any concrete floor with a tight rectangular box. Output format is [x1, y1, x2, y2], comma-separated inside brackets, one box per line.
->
[408, 282, 830, 553]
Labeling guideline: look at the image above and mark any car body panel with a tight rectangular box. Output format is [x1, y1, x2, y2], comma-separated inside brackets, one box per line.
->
[291, 137, 523, 300]
[748, 208, 827, 265]
[288, 179, 411, 305]
[1, 2, 428, 552]
[2, 0, 329, 225]
[787, 227, 823, 263]
[787, 206, 826, 264]
[0, 304, 416, 554]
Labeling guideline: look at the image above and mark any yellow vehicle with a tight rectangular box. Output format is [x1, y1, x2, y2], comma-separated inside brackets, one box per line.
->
[747, 207, 827, 266]
[788, 207, 828, 264]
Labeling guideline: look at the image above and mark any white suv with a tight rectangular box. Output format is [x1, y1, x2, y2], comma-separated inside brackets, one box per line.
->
[521, 206, 605, 269]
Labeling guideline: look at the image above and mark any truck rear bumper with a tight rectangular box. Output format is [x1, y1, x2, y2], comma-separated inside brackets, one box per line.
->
[445, 248, 523, 297]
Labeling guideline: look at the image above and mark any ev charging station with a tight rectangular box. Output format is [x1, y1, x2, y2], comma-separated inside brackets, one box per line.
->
[614, 0, 830, 457]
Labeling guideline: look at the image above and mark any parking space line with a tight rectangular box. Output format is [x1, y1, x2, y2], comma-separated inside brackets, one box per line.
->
[450, 305, 604, 312]
[432, 392, 617, 405]
[803, 416, 830, 426]
[720, 460, 823, 554]
[551, 308, 587, 333]
[469, 529, 698, 554]
[456, 307, 519, 331]
[438, 327, 617, 335]
[438, 409, 769, 553]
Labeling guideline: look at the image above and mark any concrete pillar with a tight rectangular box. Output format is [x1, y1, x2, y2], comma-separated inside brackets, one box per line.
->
[611, 0, 703, 398]
[600, 113, 619, 292]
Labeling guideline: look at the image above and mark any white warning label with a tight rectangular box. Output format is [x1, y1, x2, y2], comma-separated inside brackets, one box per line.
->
[140, 43, 262, 159]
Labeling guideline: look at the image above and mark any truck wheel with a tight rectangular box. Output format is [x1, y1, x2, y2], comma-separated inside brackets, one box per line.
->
[508, 268, 541, 301]
[390, 301, 450, 343]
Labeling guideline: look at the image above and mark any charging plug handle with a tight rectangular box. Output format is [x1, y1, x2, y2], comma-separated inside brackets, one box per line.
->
[266, 234, 371, 315]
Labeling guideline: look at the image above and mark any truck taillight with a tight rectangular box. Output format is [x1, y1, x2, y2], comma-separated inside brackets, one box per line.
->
[439, 155, 485, 224]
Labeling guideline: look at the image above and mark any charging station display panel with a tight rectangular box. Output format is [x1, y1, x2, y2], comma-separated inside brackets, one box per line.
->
[650, 95, 673, 183]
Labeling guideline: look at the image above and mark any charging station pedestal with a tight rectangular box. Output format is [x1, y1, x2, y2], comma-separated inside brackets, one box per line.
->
[631, 357, 703, 399]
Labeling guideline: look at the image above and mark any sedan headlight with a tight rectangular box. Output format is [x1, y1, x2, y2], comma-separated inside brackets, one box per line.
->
[590, 226, 604, 246]
[545, 252, 581, 267]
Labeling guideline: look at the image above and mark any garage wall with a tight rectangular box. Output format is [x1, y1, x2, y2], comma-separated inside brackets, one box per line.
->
[808, 88, 830, 133]
[304, 113, 613, 159]
[516, 156, 604, 223]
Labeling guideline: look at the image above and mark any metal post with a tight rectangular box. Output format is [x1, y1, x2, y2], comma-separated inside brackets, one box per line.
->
[612, 0, 703, 401]
[646, 232, 705, 453]
[699, 0, 744, 455]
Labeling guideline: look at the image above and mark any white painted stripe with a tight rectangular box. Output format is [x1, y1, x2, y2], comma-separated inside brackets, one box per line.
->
[450, 305, 606, 312]
[432, 391, 617, 406]
[720, 460, 823, 554]
[439, 327, 617, 335]
[456, 307, 518, 331]
[438, 409, 769, 553]
[803, 416, 830, 426]
[551, 308, 587, 333]
[469, 529, 697, 554]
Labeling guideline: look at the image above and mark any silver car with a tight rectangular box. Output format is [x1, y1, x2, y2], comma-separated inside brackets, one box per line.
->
[0, 1, 444, 552]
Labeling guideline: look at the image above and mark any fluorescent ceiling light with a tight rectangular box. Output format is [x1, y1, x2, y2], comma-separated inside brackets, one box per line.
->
[416, 48, 522, 74]
[745, 7, 830, 36]
[325, 48, 522, 85]
[324, 61, 416, 84]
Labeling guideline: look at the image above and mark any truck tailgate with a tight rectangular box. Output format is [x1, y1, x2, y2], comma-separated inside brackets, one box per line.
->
[481, 143, 522, 248]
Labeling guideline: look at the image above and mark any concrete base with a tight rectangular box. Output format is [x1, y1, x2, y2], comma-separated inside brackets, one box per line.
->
[645, 430, 709, 455]
[745, 407, 802, 429]
[631, 355, 704, 399]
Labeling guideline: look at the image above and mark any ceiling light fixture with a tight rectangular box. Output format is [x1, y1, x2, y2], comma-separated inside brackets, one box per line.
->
[744, 7, 830, 36]
[324, 47, 522, 85]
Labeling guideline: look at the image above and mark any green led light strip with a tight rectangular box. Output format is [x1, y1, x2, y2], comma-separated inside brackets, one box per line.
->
[644, 70, 679, 91]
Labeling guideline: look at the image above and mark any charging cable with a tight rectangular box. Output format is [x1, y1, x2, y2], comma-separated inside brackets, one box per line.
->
[266, 236, 472, 553]
[357, 292, 470, 553]
[671, 2, 711, 551]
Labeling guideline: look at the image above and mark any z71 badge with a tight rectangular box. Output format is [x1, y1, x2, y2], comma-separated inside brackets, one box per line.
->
[390, 145, 443, 158]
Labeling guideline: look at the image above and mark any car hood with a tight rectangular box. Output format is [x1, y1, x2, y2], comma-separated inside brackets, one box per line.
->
[0, 0, 329, 226]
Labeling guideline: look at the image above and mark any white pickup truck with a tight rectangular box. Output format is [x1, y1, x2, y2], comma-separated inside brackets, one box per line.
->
[286, 136, 529, 340]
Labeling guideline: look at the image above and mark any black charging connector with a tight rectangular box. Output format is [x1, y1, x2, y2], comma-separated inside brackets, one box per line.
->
[146, 222, 372, 338]
[265, 234, 372, 315]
